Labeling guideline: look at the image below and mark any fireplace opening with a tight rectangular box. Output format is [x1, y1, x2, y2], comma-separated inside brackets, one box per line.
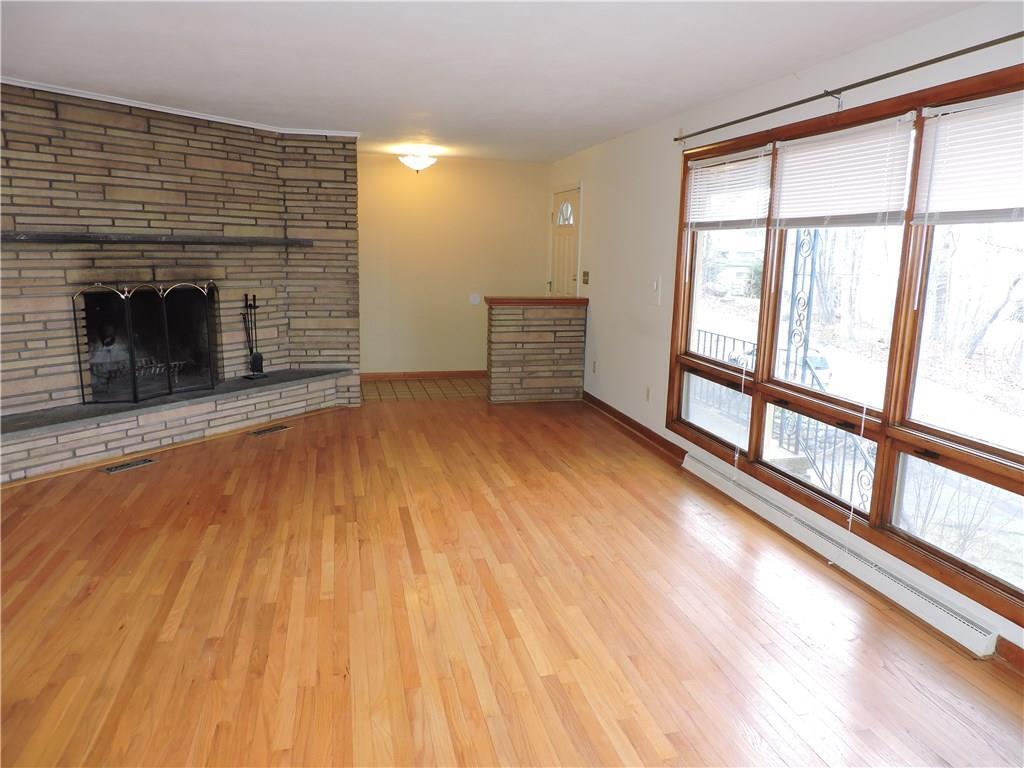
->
[74, 281, 217, 403]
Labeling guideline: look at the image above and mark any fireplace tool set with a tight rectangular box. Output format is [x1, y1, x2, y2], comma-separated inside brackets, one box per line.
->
[242, 293, 267, 378]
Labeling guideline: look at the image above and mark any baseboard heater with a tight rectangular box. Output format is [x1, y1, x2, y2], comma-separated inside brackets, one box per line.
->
[683, 453, 998, 657]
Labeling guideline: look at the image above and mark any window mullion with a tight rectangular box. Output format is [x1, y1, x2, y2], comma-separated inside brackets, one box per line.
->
[677, 355, 745, 387]
[898, 419, 1022, 467]
[887, 428, 1024, 493]
[665, 155, 692, 427]
[876, 110, 928, 527]
[748, 148, 780, 463]
[869, 437, 897, 527]
[886, 225, 929, 428]
[758, 382, 884, 439]
[884, 111, 927, 428]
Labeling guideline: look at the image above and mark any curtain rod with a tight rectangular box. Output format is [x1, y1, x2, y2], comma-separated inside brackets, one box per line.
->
[674, 31, 1024, 143]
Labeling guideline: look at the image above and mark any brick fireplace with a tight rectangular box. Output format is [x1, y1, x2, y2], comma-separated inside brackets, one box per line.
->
[1, 85, 361, 481]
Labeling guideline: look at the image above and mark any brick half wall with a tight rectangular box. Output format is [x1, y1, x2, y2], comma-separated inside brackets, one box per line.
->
[485, 297, 588, 402]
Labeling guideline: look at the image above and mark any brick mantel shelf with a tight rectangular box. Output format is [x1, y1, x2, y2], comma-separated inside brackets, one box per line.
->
[484, 296, 589, 403]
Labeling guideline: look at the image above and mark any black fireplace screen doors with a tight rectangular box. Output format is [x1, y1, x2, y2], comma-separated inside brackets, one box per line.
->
[73, 281, 217, 404]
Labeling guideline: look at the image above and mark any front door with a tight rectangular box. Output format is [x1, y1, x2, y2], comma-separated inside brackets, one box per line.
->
[550, 188, 580, 295]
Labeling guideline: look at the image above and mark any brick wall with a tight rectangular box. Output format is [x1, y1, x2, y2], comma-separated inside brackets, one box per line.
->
[485, 298, 587, 402]
[1, 85, 359, 414]
[279, 135, 359, 370]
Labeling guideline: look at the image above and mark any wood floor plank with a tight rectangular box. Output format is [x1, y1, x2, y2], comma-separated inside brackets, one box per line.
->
[2, 398, 1022, 766]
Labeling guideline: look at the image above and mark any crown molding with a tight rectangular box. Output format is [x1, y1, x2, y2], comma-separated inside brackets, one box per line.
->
[0, 77, 361, 138]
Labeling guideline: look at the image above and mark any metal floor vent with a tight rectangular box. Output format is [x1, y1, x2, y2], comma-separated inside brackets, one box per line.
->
[687, 456, 994, 642]
[103, 457, 156, 475]
[251, 424, 291, 437]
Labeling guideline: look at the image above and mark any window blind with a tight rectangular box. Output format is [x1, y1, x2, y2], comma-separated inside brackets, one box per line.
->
[914, 92, 1024, 225]
[686, 146, 771, 229]
[773, 115, 914, 228]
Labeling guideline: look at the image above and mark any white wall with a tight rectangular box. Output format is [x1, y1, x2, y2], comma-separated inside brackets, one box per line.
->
[359, 153, 549, 373]
[551, 1, 1023, 446]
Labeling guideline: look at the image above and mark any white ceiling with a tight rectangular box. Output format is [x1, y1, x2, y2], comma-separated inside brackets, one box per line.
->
[1, 1, 971, 161]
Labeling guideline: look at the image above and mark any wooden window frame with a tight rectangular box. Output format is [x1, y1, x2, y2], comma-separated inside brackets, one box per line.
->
[667, 65, 1024, 624]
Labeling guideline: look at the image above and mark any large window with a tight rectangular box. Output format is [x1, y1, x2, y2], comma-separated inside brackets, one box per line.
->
[680, 372, 751, 449]
[893, 454, 1024, 591]
[769, 117, 913, 409]
[774, 225, 903, 407]
[685, 150, 770, 370]
[909, 95, 1024, 456]
[762, 404, 877, 513]
[690, 229, 764, 368]
[668, 69, 1024, 620]
[911, 222, 1024, 453]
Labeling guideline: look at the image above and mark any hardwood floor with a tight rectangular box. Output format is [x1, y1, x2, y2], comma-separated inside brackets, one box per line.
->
[2, 398, 1021, 766]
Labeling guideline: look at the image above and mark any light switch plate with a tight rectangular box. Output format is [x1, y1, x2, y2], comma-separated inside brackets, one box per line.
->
[581, 270, 590, 285]
[469, 293, 481, 305]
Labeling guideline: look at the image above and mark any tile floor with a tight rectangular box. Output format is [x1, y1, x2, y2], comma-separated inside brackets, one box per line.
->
[361, 376, 488, 401]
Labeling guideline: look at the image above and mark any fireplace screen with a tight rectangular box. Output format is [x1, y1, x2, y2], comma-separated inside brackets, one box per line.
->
[73, 281, 217, 403]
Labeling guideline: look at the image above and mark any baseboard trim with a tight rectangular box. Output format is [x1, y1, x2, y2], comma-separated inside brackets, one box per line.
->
[362, 370, 487, 381]
[995, 635, 1024, 677]
[583, 391, 686, 465]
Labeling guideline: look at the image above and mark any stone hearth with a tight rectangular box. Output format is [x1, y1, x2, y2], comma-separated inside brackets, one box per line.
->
[1, 368, 356, 483]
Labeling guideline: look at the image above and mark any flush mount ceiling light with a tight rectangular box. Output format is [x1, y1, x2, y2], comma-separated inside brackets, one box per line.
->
[398, 154, 437, 173]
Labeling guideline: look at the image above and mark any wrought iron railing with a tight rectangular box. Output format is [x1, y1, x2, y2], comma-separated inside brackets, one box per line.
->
[770, 407, 874, 511]
[690, 327, 874, 510]
[692, 329, 828, 392]
[693, 329, 757, 368]
[688, 374, 749, 422]
[799, 360, 827, 392]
